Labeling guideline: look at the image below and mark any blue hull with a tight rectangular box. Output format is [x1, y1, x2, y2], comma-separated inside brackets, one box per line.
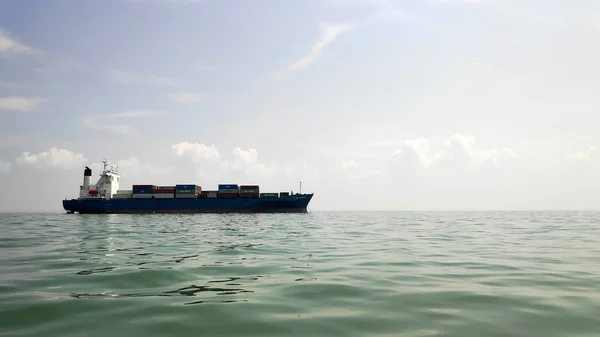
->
[62, 194, 314, 214]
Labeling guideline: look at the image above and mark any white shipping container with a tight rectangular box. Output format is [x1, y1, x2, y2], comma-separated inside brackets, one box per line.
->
[132, 194, 153, 199]
[153, 194, 174, 199]
[117, 190, 132, 194]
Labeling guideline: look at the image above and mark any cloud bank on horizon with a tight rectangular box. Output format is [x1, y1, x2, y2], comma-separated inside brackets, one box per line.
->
[1, 0, 600, 211]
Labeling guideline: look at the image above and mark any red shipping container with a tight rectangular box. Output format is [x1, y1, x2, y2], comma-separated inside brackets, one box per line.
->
[154, 189, 174, 194]
[133, 185, 155, 189]
[240, 185, 259, 189]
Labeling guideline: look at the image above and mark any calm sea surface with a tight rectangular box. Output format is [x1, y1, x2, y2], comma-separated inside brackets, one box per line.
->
[1, 211, 600, 336]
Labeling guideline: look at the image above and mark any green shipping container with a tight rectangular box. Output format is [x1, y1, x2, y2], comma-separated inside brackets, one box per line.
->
[260, 193, 279, 198]
[176, 189, 196, 193]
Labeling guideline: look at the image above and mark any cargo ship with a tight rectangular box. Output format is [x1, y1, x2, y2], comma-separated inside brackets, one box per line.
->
[62, 160, 313, 214]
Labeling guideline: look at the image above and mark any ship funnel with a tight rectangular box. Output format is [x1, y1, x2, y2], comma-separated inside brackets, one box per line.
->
[83, 166, 92, 191]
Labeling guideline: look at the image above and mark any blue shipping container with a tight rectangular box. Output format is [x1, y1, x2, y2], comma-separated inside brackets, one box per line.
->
[176, 185, 197, 189]
[132, 189, 153, 194]
[218, 184, 238, 189]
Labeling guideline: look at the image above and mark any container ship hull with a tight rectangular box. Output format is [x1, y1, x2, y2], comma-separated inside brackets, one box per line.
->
[63, 194, 313, 214]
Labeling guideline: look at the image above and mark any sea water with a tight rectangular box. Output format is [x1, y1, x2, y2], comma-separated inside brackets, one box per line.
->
[1, 211, 599, 336]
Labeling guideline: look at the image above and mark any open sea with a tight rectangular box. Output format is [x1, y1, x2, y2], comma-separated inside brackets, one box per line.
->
[1, 211, 599, 336]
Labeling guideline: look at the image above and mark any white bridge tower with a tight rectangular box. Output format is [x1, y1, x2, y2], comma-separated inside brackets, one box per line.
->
[79, 159, 121, 200]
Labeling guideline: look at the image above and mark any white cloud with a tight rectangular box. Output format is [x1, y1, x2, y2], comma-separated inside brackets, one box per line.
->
[108, 69, 176, 86]
[0, 161, 11, 173]
[288, 22, 354, 71]
[168, 92, 204, 104]
[117, 157, 174, 176]
[385, 134, 516, 170]
[172, 141, 220, 163]
[0, 29, 35, 54]
[233, 147, 258, 165]
[228, 147, 274, 178]
[172, 143, 274, 180]
[16, 148, 87, 170]
[0, 96, 46, 112]
[568, 146, 598, 161]
[83, 110, 168, 135]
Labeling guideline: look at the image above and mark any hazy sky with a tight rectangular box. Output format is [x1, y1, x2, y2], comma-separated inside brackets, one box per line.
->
[1, 0, 600, 212]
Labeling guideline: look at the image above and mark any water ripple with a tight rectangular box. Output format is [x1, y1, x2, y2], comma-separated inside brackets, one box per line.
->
[1, 211, 600, 336]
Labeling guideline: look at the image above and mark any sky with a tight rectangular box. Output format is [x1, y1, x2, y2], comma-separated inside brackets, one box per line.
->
[1, 0, 600, 212]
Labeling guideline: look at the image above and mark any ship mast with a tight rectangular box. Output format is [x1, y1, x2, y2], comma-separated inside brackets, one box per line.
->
[299, 181, 302, 194]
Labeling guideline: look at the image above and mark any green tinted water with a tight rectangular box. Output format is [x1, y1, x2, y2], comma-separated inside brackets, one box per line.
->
[1, 211, 599, 336]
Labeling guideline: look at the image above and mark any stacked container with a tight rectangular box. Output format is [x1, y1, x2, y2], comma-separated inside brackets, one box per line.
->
[154, 186, 175, 199]
[207, 191, 218, 199]
[175, 184, 201, 198]
[218, 184, 238, 198]
[132, 185, 156, 199]
[113, 190, 132, 199]
[280, 192, 290, 197]
[260, 192, 278, 198]
[239, 185, 259, 198]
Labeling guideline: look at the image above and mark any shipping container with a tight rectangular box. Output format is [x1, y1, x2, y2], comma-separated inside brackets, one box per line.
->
[240, 185, 259, 189]
[153, 189, 174, 194]
[133, 185, 156, 190]
[113, 194, 132, 199]
[116, 190, 132, 194]
[175, 189, 196, 193]
[154, 194, 174, 199]
[176, 185, 201, 191]
[218, 184, 238, 190]
[132, 189, 153, 194]
[175, 194, 197, 199]
[217, 192, 238, 198]
[260, 193, 278, 198]
[280, 192, 290, 197]
[240, 193, 259, 198]
[238, 189, 259, 193]
[132, 194, 153, 199]
[207, 194, 217, 199]
[156, 186, 175, 190]
[217, 188, 238, 193]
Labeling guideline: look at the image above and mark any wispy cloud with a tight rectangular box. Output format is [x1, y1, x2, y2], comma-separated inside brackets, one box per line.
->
[0, 28, 38, 54]
[281, 0, 412, 77]
[108, 69, 177, 86]
[0, 96, 46, 112]
[83, 110, 169, 135]
[168, 92, 204, 104]
[288, 22, 354, 71]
